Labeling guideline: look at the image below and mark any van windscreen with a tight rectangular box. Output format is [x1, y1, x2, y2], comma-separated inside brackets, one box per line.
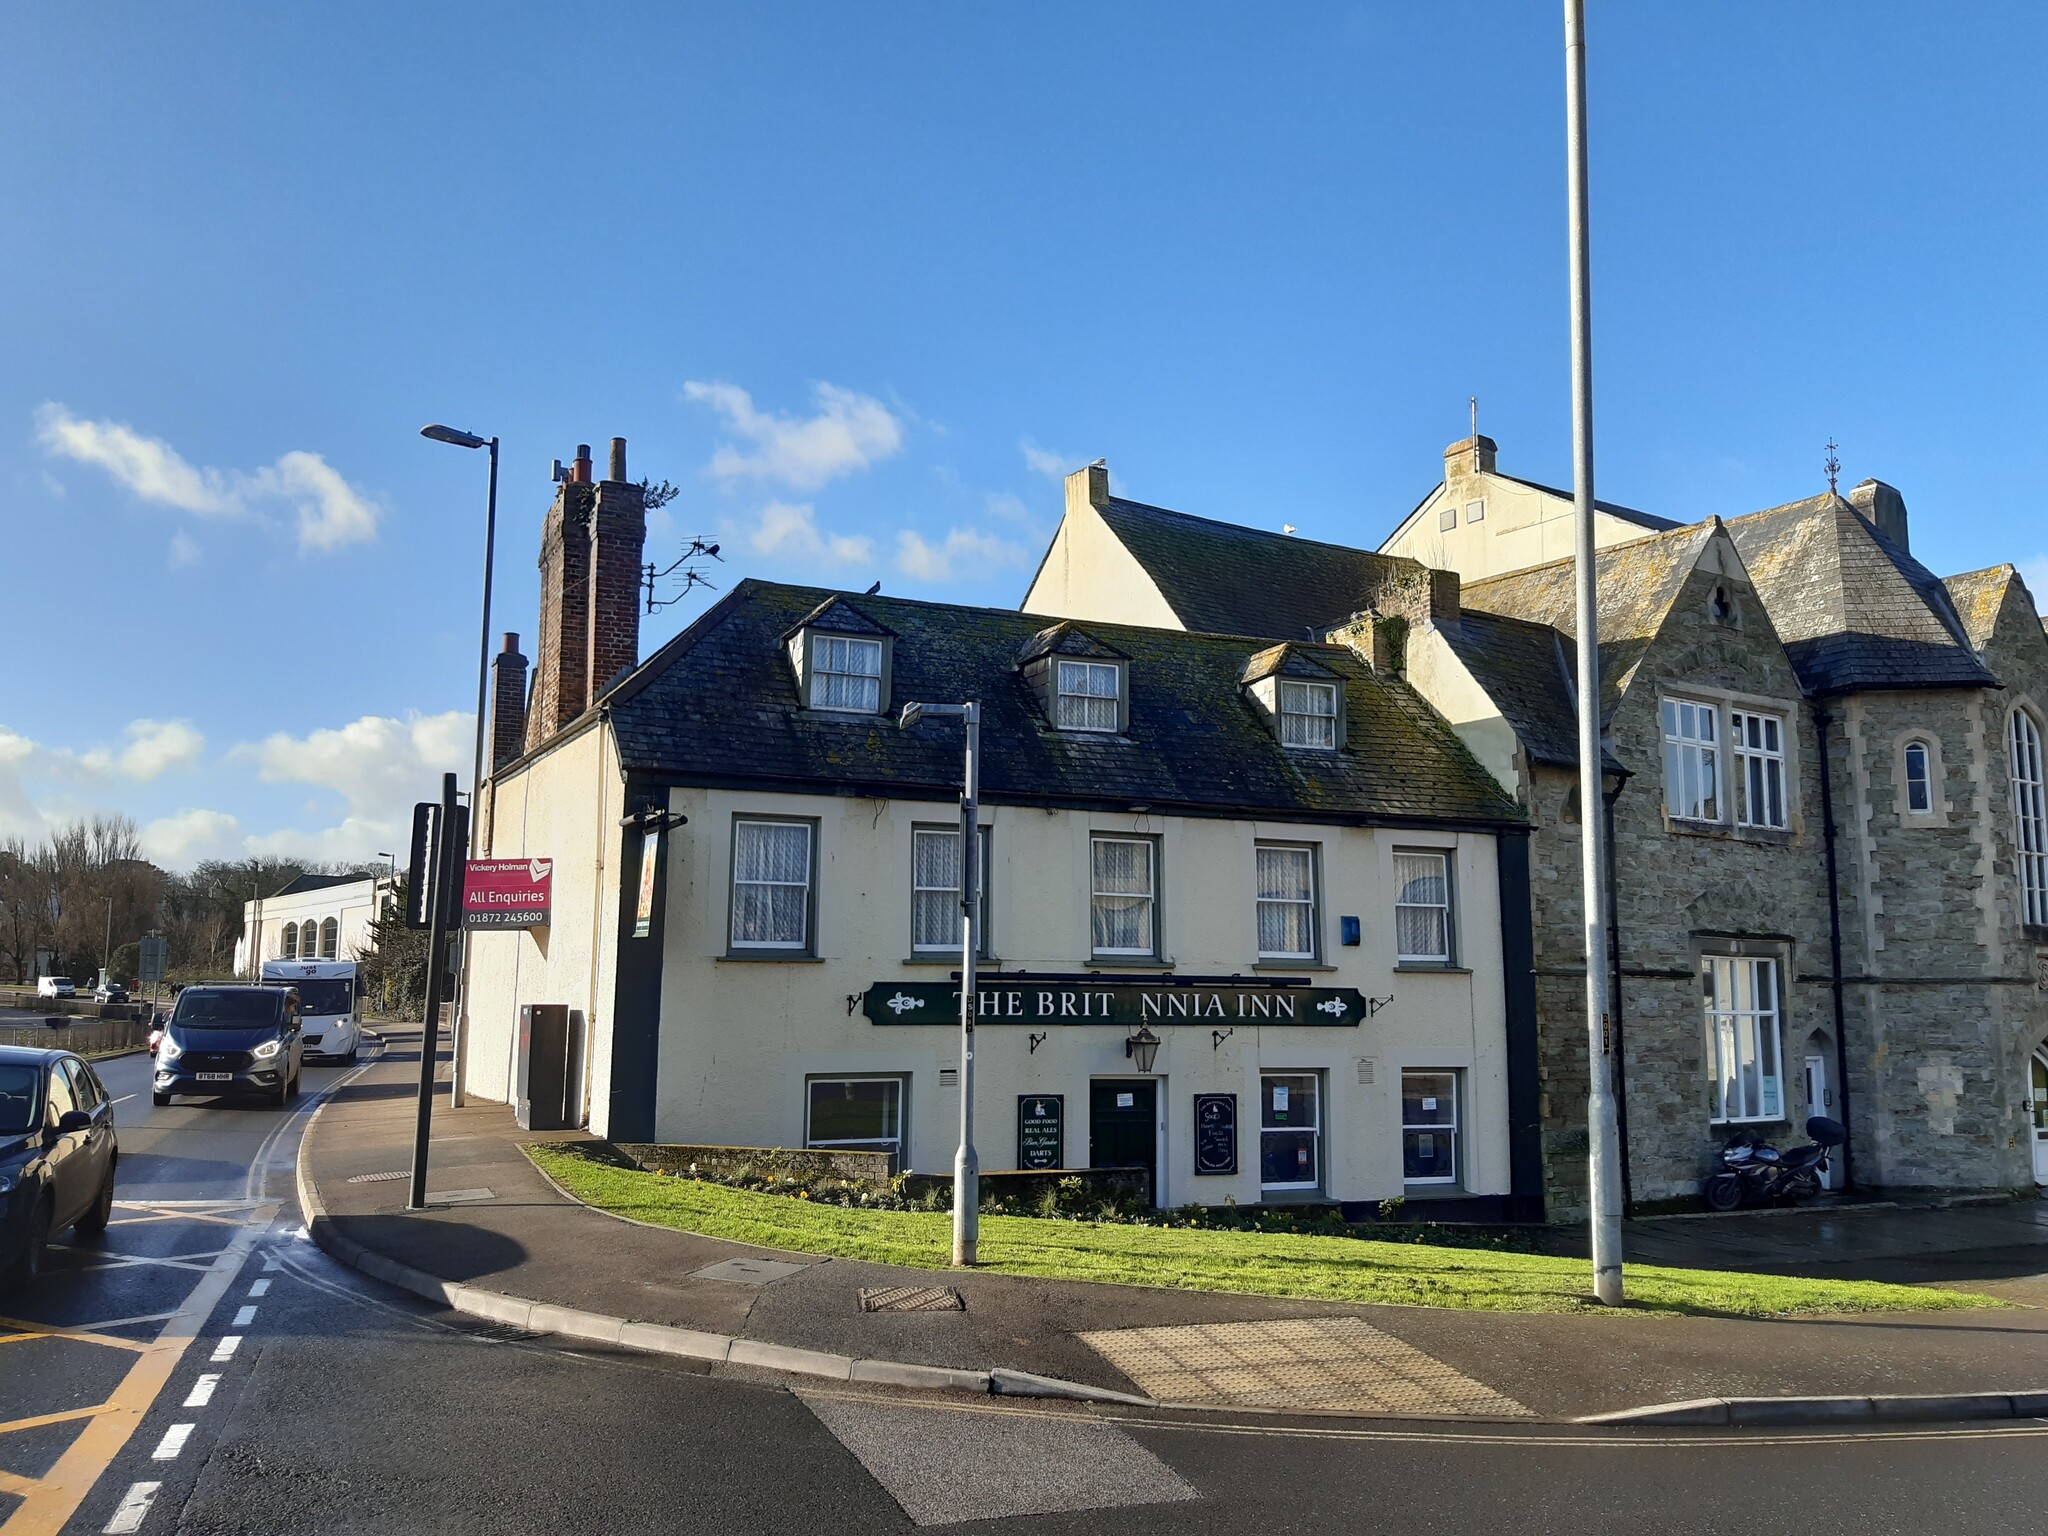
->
[174, 991, 281, 1028]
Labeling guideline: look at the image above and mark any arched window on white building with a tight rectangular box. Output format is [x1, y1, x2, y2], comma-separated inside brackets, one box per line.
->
[320, 916, 340, 960]
[2011, 709, 2048, 927]
[281, 922, 298, 959]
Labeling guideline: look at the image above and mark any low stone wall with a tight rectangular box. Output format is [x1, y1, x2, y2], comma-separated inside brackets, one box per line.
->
[613, 1142, 896, 1185]
[902, 1168, 1152, 1208]
[0, 1017, 152, 1055]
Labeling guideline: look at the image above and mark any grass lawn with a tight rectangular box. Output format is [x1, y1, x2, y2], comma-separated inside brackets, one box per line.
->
[527, 1144, 2003, 1318]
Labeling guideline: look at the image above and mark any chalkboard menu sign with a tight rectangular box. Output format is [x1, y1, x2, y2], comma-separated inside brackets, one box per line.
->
[1194, 1093, 1237, 1176]
[1017, 1095, 1064, 1171]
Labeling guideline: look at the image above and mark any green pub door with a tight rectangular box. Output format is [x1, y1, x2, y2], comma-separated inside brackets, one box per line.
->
[1089, 1079, 1157, 1206]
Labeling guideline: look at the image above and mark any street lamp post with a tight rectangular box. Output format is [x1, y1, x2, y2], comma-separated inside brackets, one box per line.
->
[420, 423, 500, 1112]
[897, 699, 981, 1266]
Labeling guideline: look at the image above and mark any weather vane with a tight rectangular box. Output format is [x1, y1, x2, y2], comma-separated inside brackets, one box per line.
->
[643, 536, 725, 614]
[1824, 438, 1840, 495]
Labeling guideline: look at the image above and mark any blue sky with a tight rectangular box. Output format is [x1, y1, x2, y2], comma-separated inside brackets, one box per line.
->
[4, 3, 2044, 866]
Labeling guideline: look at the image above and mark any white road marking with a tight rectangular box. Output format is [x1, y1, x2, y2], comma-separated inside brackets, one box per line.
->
[184, 1373, 220, 1407]
[104, 1481, 161, 1533]
[232, 1305, 258, 1327]
[247, 1278, 270, 1297]
[151, 1423, 194, 1461]
[210, 1334, 241, 1362]
[111, 1093, 136, 1105]
[262, 1253, 284, 1271]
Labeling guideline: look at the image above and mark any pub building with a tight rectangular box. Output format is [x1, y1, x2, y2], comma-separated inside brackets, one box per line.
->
[461, 441, 1544, 1216]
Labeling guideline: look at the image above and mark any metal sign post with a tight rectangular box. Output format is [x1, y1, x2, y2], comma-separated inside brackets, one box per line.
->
[407, 772, 460, 1211]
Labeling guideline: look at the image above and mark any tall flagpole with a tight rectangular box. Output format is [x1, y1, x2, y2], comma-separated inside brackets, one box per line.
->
[1565, 0, 1624, 1305]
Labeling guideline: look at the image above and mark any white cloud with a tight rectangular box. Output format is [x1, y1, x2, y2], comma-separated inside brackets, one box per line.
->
[894, 526, 1032, 584]
[1019, 438, 1074, 479]
[85, 719, 205, 782]
[241, 710, 472, 819]
[169, 530, 200, 569]
[36, 403, 381, 552]
[139, 808, 246, 865]
[984, 491, 1038, 526]
[745, 500, 875, 566]
[684, 380, 903, 491]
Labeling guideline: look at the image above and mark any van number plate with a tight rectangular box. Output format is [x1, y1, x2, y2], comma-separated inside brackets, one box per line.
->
[196, 1072, 232, 1083]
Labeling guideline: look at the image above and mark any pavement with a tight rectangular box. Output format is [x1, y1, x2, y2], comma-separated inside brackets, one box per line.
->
[301, 1027, 2048, 1426]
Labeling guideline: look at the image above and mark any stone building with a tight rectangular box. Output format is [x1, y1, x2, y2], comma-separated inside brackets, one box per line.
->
[1030, 441, 2048, 1213]
[460, 439, 1547, 1215]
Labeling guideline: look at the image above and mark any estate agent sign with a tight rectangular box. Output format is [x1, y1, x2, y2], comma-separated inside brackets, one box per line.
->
[862, 978, 1372, 1027]
[462, 859, 553, 929]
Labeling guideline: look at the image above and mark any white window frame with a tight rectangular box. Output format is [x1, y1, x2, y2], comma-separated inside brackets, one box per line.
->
[1393, 849, 1454, 965]
[809, 635, 884, 714]
[281, 923, 298, 960]
[1730, 708, 1788, 830]
[1277, 680, 1339, 750]
[1702, 955, 1785, 1124]
[319, 916, 339, 960]
[911, 825, 991, 955]
[1055, 659, 1121, 733]
[729, 818, 815, 952]
[1401, 1070, 1460, 1186]
[2011, 710, 2048, 928]
[1254, 842, 1318, 962]
[1662, 696, 1721, 822]
[804, 1075, 907, 1170]
[1089, 835, 1158, 959]
[1903, 738, 1934, 817]
[1437, 502, 1457, 532]
[1259, 1070, 1324, 1192]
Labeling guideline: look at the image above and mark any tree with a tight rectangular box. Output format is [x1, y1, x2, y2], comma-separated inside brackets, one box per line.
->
[355, 877, 431, 1019]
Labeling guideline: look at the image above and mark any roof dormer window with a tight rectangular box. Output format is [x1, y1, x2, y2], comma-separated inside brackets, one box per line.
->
[1056, 660, 1121, 732]
[812, 635, 883, 712]
[1278, 680, 1340, 749]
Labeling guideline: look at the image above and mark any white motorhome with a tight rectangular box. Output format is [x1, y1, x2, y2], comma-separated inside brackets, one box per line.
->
[259, 959, 361, 1062]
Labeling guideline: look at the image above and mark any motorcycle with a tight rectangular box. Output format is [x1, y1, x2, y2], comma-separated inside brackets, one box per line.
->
[1701, 1116, 1846, 1211]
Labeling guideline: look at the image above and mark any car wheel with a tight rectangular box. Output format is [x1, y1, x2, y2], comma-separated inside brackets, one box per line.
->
[75, 1164, 116, 1236]
[288, 1067, 302, 1102]
[1, 1199, 52, 1293]
[1702, 1172, 1744, 1212]
[152, 1091, 171, 1107]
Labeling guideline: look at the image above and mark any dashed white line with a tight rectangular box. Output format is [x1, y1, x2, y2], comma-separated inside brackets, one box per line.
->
[150, 1423, 194, 1461]
[104, 1481, 160, 1533]
[261, 1253, 283, 1271]
[232, 1305, 258, 1327]
[210, 1334, 241, 1362]
[110, 1093, 136, 1105]
[183, 1373, 220, 1408]
[247, 1278, 270, 1297]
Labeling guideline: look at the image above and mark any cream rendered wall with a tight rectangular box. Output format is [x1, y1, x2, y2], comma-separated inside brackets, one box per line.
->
[1020, 472, 1184, 628]
[1380, 474, 1649, 583]
[1403, 623, 1526, 800]
[237, 878, 389, 977]
[462, 723, 627, 1133]
[653, 785, 1511, 1206]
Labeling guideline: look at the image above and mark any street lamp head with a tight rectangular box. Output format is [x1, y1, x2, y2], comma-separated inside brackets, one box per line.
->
[421, 424, 488, 450]
[898, 702, 927, 730]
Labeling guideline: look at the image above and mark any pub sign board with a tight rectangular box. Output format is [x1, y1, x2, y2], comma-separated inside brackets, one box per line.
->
[863, 979, 1370, 1028]
[462, 858, 553, 929]
[1017, 1095, 1064, 1171]
[1194, 1093, 1238, 1175]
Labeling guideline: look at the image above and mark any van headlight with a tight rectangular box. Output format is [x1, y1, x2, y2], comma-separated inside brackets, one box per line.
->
[158, 1036, 181, 1063]
[251, 1038, 282, 1060]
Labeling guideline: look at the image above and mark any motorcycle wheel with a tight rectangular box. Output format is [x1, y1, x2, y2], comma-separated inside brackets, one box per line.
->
[1702, 1172, 1744, 1212]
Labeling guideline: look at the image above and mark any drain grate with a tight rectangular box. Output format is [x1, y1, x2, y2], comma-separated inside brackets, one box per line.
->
[858, 1285, 965, 1313]
[346, 1170, 409, 1184]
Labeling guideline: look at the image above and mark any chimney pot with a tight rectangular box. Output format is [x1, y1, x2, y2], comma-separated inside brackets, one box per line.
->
[608, 437, 627, 483]
[573, 445, 593, 484]
[501, 631, 520, 654]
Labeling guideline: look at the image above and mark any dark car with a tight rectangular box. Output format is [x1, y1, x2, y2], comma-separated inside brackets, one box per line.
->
[0, 1046, 119, 1290]
[152, 985, 305, 1108]
[93, 981, 128, 1003]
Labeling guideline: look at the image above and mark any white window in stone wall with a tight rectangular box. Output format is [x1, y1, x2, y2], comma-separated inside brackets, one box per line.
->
[1662, 697, 1721, 822]
[281, 923, 298, 960]
[911, 826, 990, 954]
[730, 819, 814, 950]
[1255, 843, 1317, 960]
[1731, 709, 1788, 830]
[1904, 740, 1933, 815]
[320, 916, 339, 960]
[1056, 660, 1121, 732]
[1702, 955, 1784, 1123]
[2012, 710, 2048, 927]
[810, 636, 883, 713]
[1277, 680, 1339, 749]
[1090, 835, 1156, 957]
[1393, 850, 1453, 964]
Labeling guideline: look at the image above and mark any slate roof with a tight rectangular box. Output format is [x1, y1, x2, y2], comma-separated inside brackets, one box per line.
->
[270, 872, 373, 898]
[1089, 496, 1426, 641]
[1942, 565, 2018, 653]
[1724, 494, 1996, 694]
[1458, 523, 1718, 719]
[603, 580, 1521, 827]
[1437, 609, 1589, 769]
[1494, 474, 1682, 532]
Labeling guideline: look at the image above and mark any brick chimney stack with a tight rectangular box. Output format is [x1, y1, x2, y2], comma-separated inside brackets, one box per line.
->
[587, 437, 647, 703]
[525, 449, 597, 751]
[489, 632, 529, 773]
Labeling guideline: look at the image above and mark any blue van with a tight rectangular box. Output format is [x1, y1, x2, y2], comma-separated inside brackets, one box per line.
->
[152, 985, 305, 1107]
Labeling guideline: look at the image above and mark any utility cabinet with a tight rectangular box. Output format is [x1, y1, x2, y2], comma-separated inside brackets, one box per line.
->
[516, 1003, 574, 1131]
